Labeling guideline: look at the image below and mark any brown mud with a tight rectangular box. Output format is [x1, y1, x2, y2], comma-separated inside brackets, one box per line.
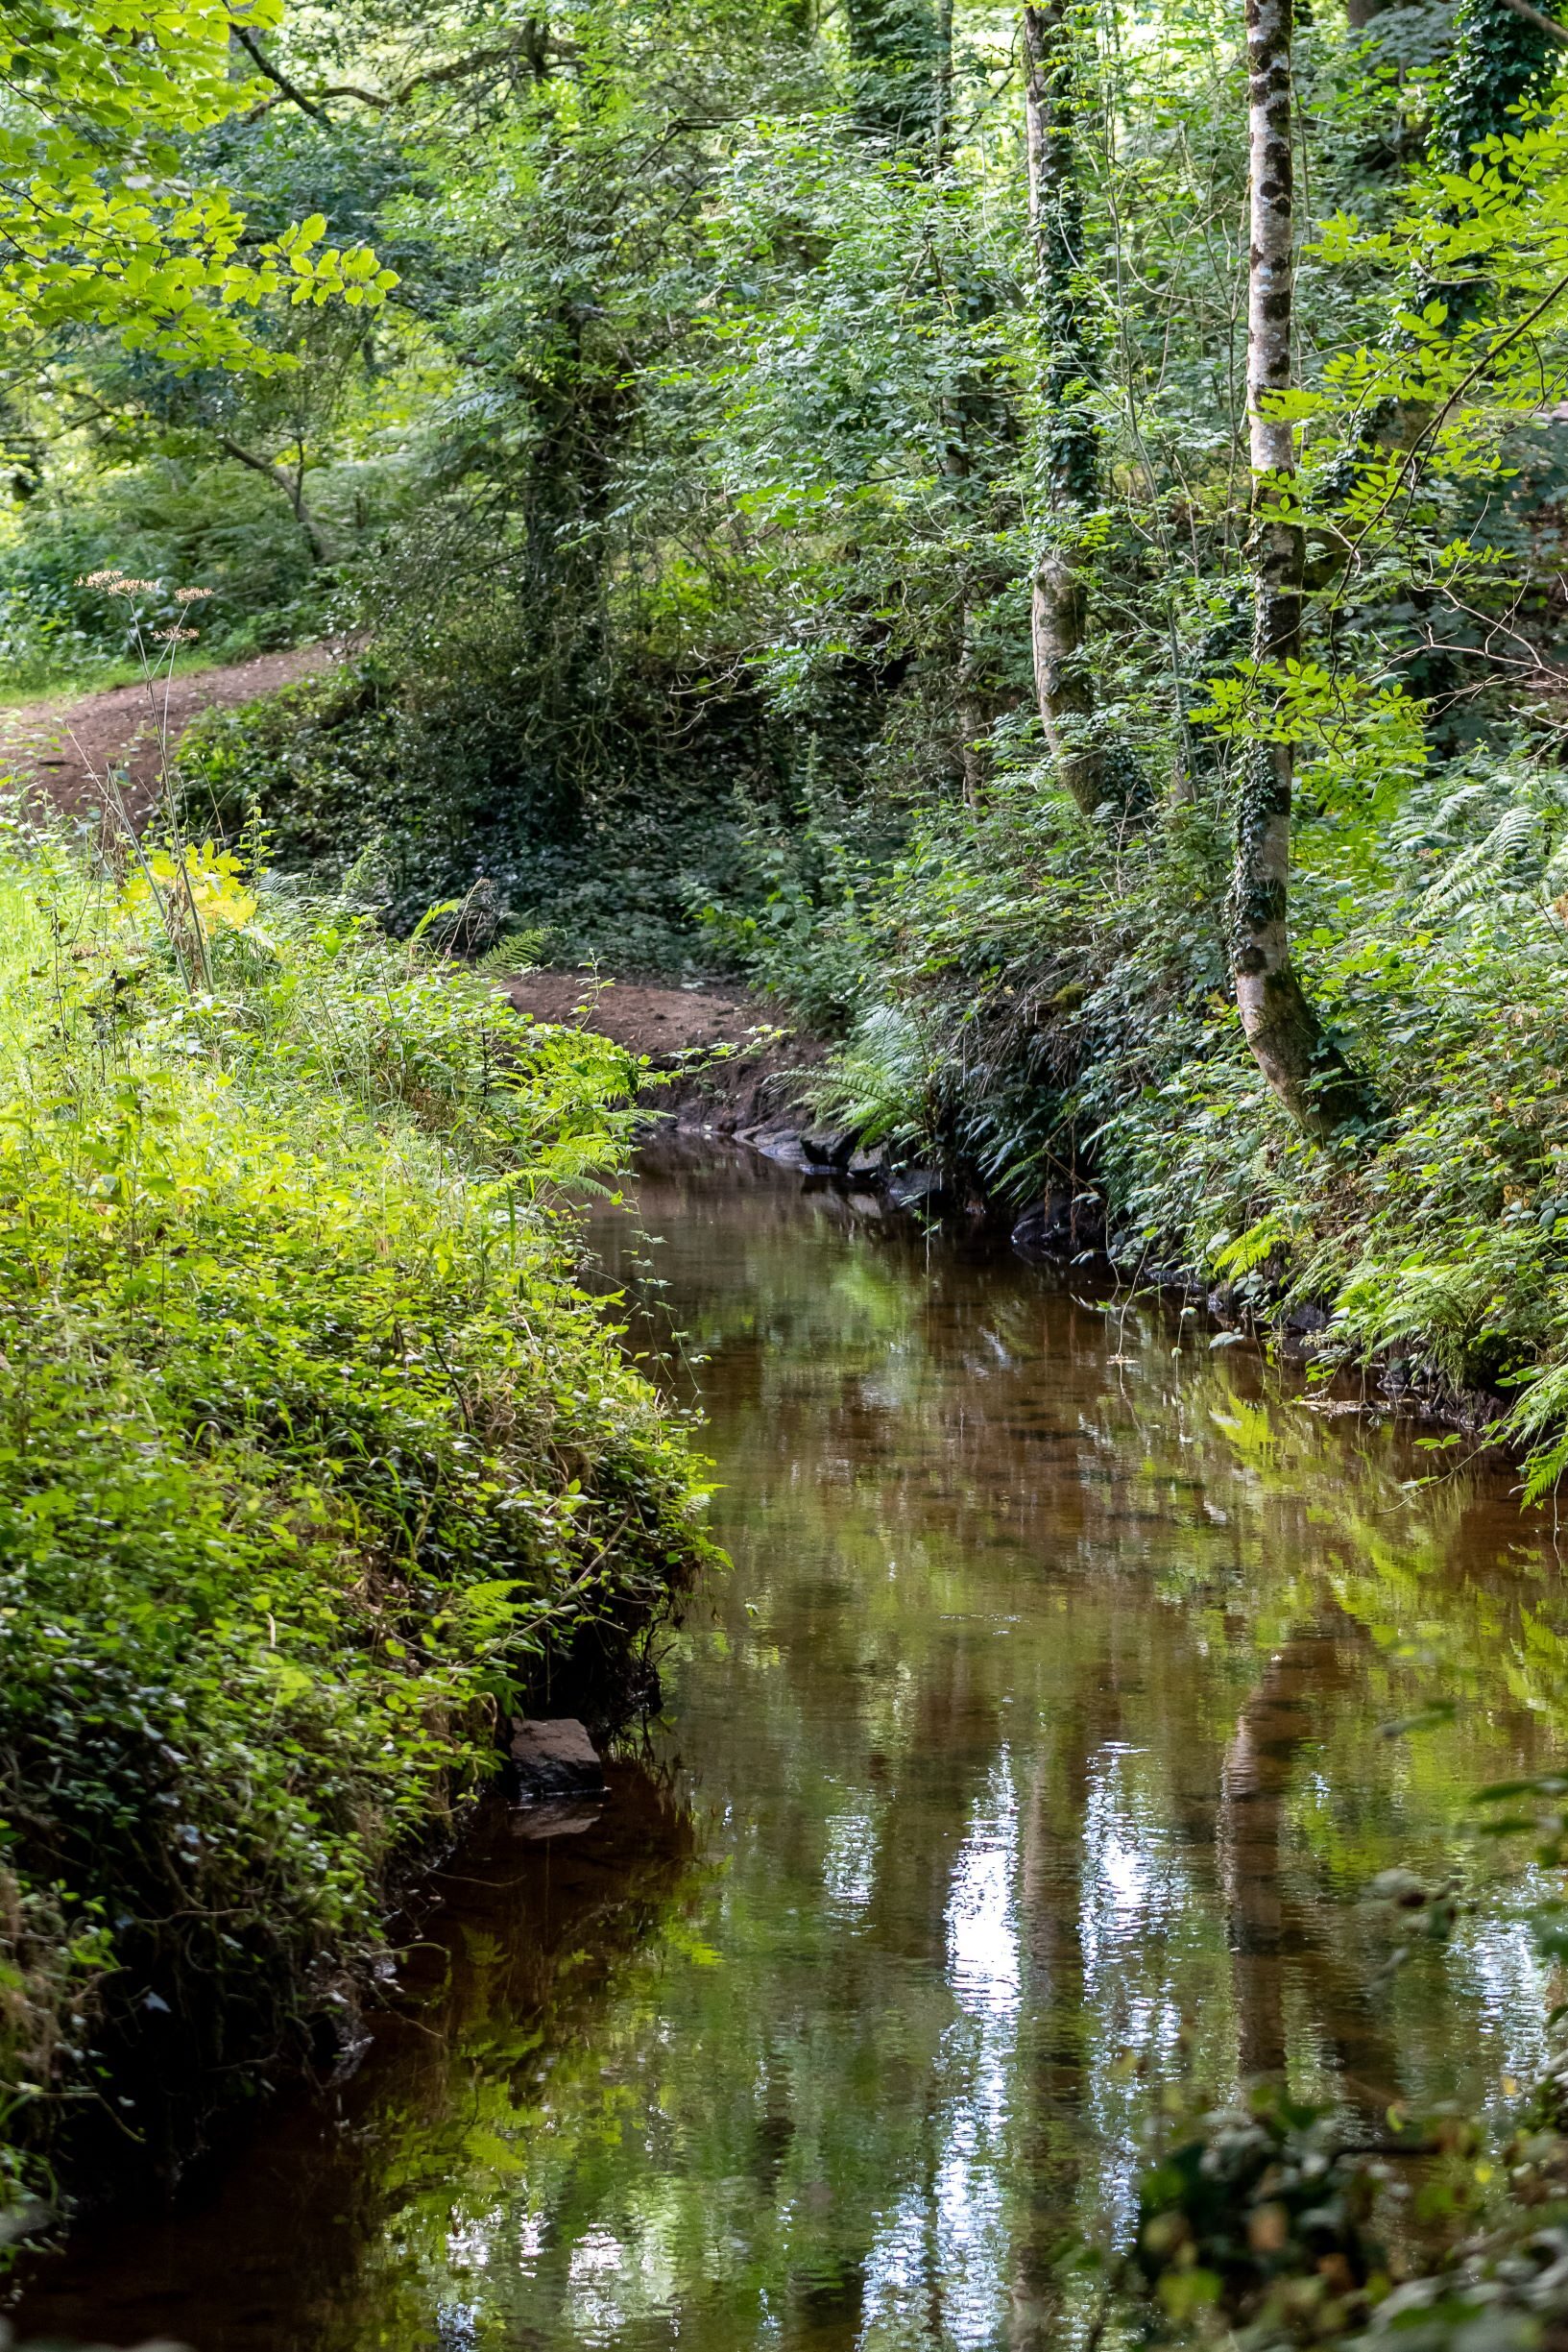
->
[502, 969, 825, 1133]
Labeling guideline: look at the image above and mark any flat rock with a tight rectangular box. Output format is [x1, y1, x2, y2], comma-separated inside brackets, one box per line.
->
[509, 1716, 606, 1799]
[749, 1125, 812, 1168]
[510, 1798, 606, 1840]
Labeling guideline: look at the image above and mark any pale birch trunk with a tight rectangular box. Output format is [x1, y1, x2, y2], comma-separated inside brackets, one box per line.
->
[1232, 0, 1371, 1133]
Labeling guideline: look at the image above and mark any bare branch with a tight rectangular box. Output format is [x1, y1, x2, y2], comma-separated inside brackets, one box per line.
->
[1493, 0, 1568, 51]
[231, 27, 333, 127]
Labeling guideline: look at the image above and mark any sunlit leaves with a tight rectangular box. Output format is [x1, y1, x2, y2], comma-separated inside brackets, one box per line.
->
[0, 0, 397, 368]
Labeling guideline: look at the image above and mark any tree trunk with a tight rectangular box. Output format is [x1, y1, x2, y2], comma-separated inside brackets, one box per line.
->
[1023, 3, 1133, 817]
[933, 0, 955, 161]
[845, 0, 941, 142]
[1232, 0, 1372, 1135]
[216, 433, 328, 566]
[1435, 0, 1563, 169]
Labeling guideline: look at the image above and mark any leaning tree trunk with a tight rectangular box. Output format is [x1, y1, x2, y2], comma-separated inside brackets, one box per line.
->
[1232, 0, 1372, 1135]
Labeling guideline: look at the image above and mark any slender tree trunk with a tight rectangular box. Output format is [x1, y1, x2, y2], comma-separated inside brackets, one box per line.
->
[933, 0, 955, 159]
[846, 0, 941, 142]
[216, 433, 328, 566]
[1023, 4, 1133, 817]
[1232, 0, 1372, 1134]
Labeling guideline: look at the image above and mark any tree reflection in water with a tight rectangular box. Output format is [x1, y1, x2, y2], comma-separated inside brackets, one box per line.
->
[20, 1144, 1568, 2352]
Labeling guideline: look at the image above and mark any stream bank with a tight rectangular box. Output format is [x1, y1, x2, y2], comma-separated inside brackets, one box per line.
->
[0, 860, 712, 2240]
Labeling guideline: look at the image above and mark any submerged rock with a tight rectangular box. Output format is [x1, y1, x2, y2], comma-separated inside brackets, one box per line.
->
[509, 1717, 606, 1799]
[1012, 1187, 1106, 1259]
[510, 1798, 606, 1840]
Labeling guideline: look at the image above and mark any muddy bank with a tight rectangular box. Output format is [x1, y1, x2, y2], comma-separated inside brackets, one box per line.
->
[502, 969, 826, 1134]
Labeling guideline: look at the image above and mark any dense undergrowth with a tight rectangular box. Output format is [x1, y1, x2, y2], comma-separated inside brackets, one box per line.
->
[693, 740, 1568, 1478]
[173, 654, 778, 965]
[0, 828, 711, 2220]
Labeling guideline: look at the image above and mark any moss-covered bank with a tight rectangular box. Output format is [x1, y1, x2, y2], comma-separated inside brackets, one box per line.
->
[0, 835, 712, 2222]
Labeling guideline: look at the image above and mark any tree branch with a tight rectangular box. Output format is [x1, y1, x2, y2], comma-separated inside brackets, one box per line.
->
[1493, 0, 1568, 50]
[236, 22, 563, 124]
[231, 27, 333, 126]
[216, 433, 328, 564]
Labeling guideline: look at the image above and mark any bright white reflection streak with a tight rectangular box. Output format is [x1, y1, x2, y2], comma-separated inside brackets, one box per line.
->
[1081, 1747, 1189, 2243]
[859, 1757, 1021, 2351]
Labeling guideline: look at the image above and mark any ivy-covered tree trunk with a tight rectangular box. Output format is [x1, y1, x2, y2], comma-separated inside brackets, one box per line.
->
[1024, 2, 1141, 818]
[1023, 2, 1098, 814]
[1436, 0, 1562, 166]
[1232, 0, 1371, 1136]
[845, 0, 942, 142]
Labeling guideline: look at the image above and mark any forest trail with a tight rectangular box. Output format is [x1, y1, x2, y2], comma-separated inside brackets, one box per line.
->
[1, 644, 782, 1071]
[1, 641, 340, 821]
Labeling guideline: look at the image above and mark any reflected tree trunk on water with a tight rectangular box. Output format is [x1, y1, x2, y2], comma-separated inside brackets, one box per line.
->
[1008, 1687, 1115, 2351]
[1218, 1615, 1397, 2096]
[1221, 1622, 1347, 2080]
[867, 1645, 998, 1964]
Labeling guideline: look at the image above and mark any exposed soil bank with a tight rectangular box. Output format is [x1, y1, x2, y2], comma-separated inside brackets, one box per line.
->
[502, 969, 826, 1134]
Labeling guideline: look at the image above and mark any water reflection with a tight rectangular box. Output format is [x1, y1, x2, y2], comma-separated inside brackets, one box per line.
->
[17, 1142, 1568, 2351]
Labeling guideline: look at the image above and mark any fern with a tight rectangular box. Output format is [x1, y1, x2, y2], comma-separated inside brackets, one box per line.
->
[474, 927, 551, 975]
[1212, 1213, 1291, 1277]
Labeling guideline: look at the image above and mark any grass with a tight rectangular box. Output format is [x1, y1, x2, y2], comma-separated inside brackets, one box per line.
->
[0, 646, 242, 714]
[0, 825, 713, 2222]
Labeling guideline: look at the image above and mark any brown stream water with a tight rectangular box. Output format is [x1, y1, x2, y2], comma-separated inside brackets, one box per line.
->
[15, 1144, 1568, 2351]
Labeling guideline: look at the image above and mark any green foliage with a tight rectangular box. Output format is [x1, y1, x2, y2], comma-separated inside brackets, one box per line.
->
[0, 464, 346, 694]
[174, 659, 769, 968]
[0, 833, 711, 2211]
[0, 0, 394, 370]
[1137, 2090, 1388, 2341]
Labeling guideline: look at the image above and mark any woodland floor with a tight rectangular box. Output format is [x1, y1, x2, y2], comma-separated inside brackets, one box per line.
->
[2, 646, 787, 1068]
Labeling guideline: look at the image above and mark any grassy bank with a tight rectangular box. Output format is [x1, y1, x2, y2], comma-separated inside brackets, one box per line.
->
[0, 831, 712, 2221]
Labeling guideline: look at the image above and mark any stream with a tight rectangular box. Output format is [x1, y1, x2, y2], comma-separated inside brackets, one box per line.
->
[15, 1142, 1568, 2352]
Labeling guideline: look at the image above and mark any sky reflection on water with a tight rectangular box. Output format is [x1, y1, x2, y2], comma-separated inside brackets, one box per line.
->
[18, 1144, 1568, 2352]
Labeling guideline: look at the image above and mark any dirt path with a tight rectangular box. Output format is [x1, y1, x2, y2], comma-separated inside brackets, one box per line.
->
[502, 970, 822, 1128]
[2, 642, 341, 822]
[4, 658, 818, 1121]
[502, 971, 771, 1059]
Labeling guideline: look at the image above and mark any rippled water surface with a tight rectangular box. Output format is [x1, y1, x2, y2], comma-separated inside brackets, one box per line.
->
[18, 1145, 1568, 2350]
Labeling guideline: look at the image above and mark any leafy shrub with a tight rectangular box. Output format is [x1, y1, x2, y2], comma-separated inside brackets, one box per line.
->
[175, 653, 773, 971]
[0, 836, 712, 2214]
